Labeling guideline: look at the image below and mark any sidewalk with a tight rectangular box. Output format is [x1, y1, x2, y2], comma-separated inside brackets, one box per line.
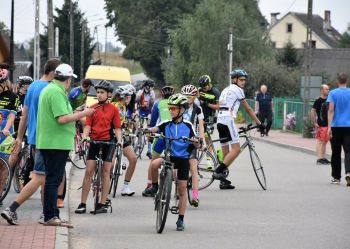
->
[0, 165, 71, 249]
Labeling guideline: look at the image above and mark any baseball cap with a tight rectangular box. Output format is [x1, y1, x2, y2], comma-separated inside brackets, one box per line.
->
[55, 64, 77, 78]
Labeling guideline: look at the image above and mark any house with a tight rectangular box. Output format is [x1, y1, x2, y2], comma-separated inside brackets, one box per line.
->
[268, 11, 341, 49]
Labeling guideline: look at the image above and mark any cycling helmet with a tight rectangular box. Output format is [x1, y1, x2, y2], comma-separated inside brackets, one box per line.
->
[230, 68, 248, 79]
[94, 80, 113, 93]
[0, 69, 9, 83]
[115, 85, 131, 98]
[181, 84, 198, 96]
[168, 94, 188, 107]
[124, 84, 136, 94]
[142, 79, 155, 88]
[161, 86, 175, 97]
[17, 76, 34, 88]
[198, 75, 211, 87]
[82, 78, 93, 87]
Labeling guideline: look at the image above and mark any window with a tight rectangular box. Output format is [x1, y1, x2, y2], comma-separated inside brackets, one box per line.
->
[311, 40, 316, 48]
[287, 23, 293, 33]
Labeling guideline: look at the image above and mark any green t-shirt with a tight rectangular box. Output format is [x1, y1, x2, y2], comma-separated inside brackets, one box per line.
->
[36, 80, 75, 150]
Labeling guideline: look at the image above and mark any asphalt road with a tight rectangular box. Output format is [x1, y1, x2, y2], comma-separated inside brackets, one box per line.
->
[68, 139, 350, 249]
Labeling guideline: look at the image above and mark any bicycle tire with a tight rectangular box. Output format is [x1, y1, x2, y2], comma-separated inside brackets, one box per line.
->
[112, 147, 123, 198]
[93, 162, 102, 214]
[12, 164, 20, 193]
[0, 157, 12, 203]
[186, 176, 194, 206]
[197, 150, 217, 190]
[72, 135, 86, 169]
[156, 167, 172, 234]
[13, 146, 31, 193]
[249, 146, 267, 190]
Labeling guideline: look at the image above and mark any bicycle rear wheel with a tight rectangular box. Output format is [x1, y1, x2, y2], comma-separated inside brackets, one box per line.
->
[249, 147, 267, 190]
[156, 167, 172, 233]
[72, 135, 86, 169]
[13, 147, 31, 193]
[92, 163, 102, 214]
[0, 157, 12, 203]
[187, 176, 194, 206]
[197, 151, 217, 190]
[111, 147, 122, 198]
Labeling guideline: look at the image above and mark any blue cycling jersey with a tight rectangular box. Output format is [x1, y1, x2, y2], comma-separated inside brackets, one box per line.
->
[157, 120, 196, 158]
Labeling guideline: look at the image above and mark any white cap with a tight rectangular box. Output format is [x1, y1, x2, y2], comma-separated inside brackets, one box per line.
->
[55, 64, 77, 78]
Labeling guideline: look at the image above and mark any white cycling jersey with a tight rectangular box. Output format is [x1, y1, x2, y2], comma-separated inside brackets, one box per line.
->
[218, 84, 245, 118]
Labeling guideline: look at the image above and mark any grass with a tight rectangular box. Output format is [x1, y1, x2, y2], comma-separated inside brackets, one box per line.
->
[92, 51, 143, 75]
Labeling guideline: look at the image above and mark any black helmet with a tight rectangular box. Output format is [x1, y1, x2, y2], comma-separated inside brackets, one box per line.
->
[82, 78, 93, 87]
[198, 75, 211, 87]
[142, 79, 155, 88]
[17, 76, 33, 87]
[160, 86, 174, 98]
[230, 69, 248, 79]
[94, 80, 113, 93]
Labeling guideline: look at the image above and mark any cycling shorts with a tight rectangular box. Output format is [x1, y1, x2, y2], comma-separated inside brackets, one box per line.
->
[87, 142, 115, 162]
[170, 156, 190, 181]
[217, 116, 239, 145]
[189, 148, 198, 160]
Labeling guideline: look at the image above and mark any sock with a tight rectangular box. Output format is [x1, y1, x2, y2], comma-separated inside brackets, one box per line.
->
[147, 179, 152, 188]
[152, 182, 158, 188]
[124, 180, 130, 187]
[215, 163, 227, 173]
[192, 189, 199, 199]
[80, 203, 86, 207]
[178, 215, 184, 221]
[9, 201, 20, 212]
[57, 195, 63, 200]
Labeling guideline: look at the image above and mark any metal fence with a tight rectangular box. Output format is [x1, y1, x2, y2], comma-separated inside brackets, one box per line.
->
[239, 98, 313, 133]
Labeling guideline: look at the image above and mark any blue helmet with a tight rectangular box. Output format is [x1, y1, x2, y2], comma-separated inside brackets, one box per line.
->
[230, 69, 248, 79]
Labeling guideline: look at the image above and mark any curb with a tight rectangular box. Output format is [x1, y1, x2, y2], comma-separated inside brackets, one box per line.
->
[55, 163, 72, 249]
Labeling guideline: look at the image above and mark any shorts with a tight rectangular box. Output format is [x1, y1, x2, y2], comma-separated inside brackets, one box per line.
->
[189, 148, 198, 160]
[87, 142, 115, 162]
[316, 127, 329, 142]
[32, 150, 46, 175]
[170, 156, 190, 181]
[151, 138, 165, 157]
[217, 116, 239, 146]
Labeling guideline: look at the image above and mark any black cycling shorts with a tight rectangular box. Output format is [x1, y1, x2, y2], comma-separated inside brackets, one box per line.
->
[170, 156, 190, 181]
[87, 142, 115, 162]
[189, 148, 198, 160]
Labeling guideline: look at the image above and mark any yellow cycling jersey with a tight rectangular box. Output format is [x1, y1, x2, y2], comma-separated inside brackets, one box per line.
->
[112, 101, 127, 125]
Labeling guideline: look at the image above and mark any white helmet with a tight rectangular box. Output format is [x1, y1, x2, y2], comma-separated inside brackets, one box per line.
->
[115, 85, 131, 98]
[181, 84, 198, 96]
[125, 84, 136, 94]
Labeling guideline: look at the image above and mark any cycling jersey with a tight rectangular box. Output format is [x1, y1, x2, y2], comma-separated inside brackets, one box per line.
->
[112, 101, 127, 125]
[157, 120, 196, 158]
[218, 84, 245, 119]
[198, 86, 220, 121]
[150, 99, 171, 127]
[126, 93, 136, 118]
[14, 92, 25, 132]
[136, 89, 155, 113]
[183, 103, 204, 135]
[68, 86, 87, 110]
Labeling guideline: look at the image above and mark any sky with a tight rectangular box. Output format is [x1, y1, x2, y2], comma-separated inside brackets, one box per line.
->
[0, 0, 349, 46]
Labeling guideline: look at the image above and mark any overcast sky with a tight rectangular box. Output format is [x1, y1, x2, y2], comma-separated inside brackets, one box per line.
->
[0, 0, 349, 45]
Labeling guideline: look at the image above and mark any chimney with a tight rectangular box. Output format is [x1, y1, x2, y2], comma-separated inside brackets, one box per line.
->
[323, 10, 331, 31]
[270, 12, 280, 26]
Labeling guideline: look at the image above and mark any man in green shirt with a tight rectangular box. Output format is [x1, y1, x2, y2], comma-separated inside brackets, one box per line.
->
[36, 64, 94, 226]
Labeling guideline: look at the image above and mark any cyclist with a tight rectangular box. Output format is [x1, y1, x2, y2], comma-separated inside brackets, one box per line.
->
[143, 94, 200, 231]
[198, 75, 220, 168]
[136, 79, 155, 159]
[110, 85, 137, 196]
[142, 86, 174, 192]
[14, 76, 33, 132]
[125, 84, 137, 119]
[213, 69, 264, 189]
[75, 80, 122, 214]
[68, 78, 94, 111]
[181, 85, 205, 206]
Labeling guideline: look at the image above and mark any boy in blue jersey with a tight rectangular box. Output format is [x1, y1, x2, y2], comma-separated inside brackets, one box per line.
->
[143, 94, 200, 231]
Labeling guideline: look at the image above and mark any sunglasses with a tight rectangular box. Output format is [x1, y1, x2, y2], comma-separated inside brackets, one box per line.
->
[168, 106, 179, 111]
[238, 77, 247, 81]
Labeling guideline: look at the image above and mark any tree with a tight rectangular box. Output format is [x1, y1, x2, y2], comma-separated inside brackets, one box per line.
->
[163, 0, 271, 89]
[276, 40, 302, 68]
[339, 25, 350, 48]
[40, 1, 95, 80]
[104, 0, 200, 83]
[0, 21, 10, 37]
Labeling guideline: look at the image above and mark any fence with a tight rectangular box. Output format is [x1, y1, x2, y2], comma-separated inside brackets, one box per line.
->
[239, 98, 313, 133]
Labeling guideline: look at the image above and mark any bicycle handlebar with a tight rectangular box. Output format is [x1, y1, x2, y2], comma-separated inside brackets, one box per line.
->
[85, 140, 119, 146]
[149, 133, 199, 143]
[238, 124, 259, 134]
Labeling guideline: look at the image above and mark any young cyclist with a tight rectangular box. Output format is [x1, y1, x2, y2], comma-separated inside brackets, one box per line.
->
[125, 84, 137, 119]
[143, 94, 200, 231]
[136, 79, 155, 159]
[213, 69, 264, 189]
[181, 85, 205, 206]
[111, 85, 137, 196]
[75, 80, 122, 214]
[68, 78, 94, 110]
[14, 76, 33, 132]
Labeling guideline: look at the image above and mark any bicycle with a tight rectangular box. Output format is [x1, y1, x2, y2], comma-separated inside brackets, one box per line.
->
[88, 140, 117, 214]
[151, 133, 197, 233]
[70, 122, 87, 169]
[0, 133, 15, 204]
[133, 115, 149, 159]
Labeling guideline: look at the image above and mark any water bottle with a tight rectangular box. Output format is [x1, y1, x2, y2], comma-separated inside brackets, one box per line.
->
[217, 148, 224, 163]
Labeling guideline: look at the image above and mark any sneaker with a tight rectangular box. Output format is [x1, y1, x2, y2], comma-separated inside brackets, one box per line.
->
[75, 203, 86, 214]
[322, 158, 331, 164]
[44, 216, 61, 226]
[91, 203, 107, 214]
[219, 182, 235, 190]
[57, 198, 64, 208]
[1, 208, 18, 225]
[331, 178, 340, 184]
[345, 174, 350, 187]
[38, 213, 45, 224]
[190, 198, 199, 207]
[142, 186, 158, 197]
[146, 152, 152, 159]
[212, 171, 227, 180]
[121, 185, 135, 196]
[176, 219, 185, 231]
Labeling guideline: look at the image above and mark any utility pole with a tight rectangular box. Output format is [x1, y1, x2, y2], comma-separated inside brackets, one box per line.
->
[104, 26, 107, 65]
[94, 26, 101, 60]
[47, 0, 54, 58]
[9, 0, 14, 82]
[55, 27, 59, 57]
[69, 0, 74, 67]
[34, 0, 40, 79]
[227, 28, 233, 85]
[80, 21, 86, 79]
[302, 0, 313, 137]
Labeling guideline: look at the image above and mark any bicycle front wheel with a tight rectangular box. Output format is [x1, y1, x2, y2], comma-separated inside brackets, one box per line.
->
[156, 167, 172, 234]
[93, 164, 102, 214]
[0, 157, 12, 203]
[249, 147, 267, 190]
[197, 151, 217, 190]
[187, 176, 194, 206]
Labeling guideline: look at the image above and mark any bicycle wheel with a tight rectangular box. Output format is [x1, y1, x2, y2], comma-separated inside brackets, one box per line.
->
[72, 135, 86, 169]
[13, 146, 31, 193]
[249, 147, 267, 190]
[112, 147, 122, 198]
[187, 176, 194, 206]
[93, 163, 102, 214]
[0, 157, 12, 203]
[156, 167, 172, 233]
[197, 150, 217, 190]
[134, 132, 145, 159]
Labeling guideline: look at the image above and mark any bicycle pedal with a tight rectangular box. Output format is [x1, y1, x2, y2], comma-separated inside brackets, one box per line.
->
[122, 163, 127, 170]
[169, 206, 179, 214]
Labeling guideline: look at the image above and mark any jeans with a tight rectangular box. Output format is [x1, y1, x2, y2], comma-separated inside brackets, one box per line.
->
[40, 149, 69, 222]
[330, 127, 350, 179]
